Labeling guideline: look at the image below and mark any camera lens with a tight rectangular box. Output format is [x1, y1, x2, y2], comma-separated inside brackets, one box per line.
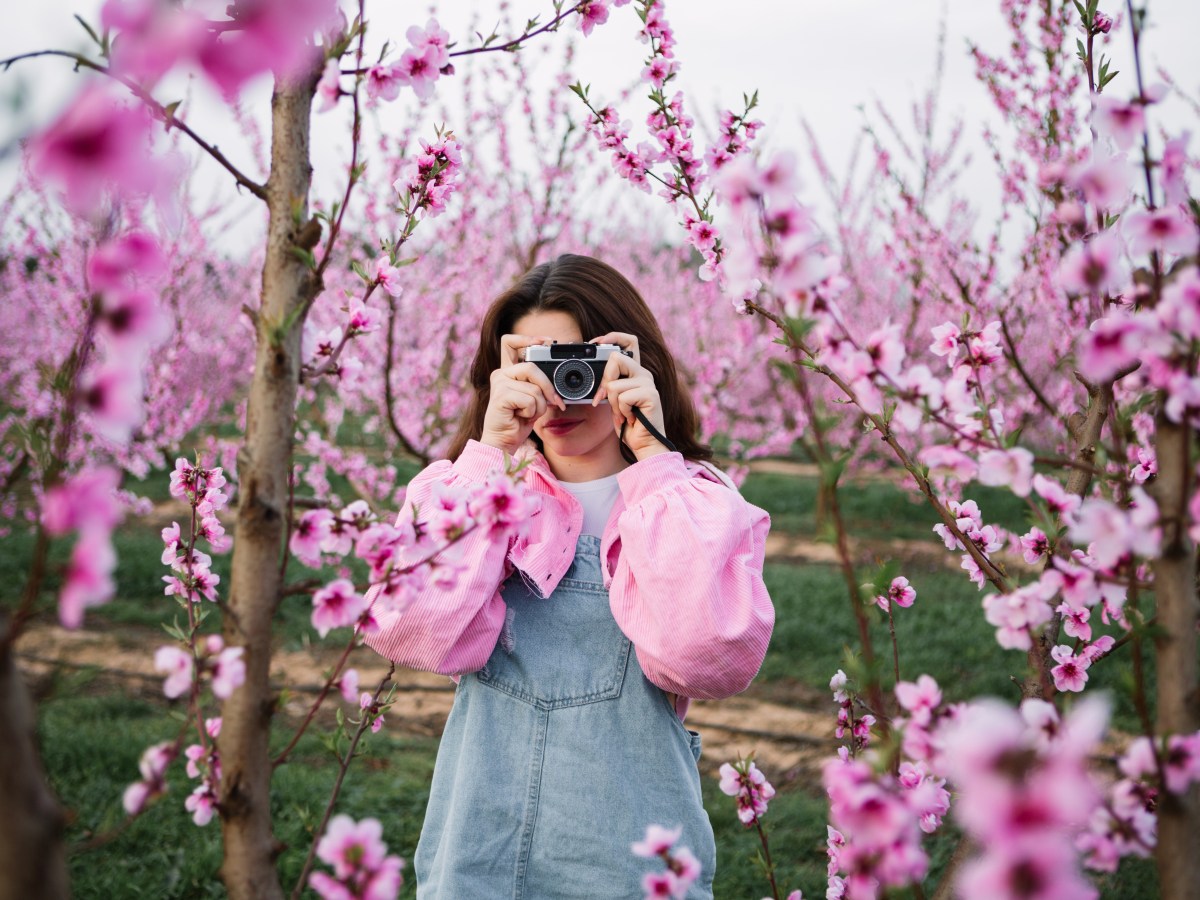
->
[553, 360, 595, 401]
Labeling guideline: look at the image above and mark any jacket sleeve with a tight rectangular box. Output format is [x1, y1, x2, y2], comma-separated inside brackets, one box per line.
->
[608, 452, 774, 700]
[362, 440, 514, 676]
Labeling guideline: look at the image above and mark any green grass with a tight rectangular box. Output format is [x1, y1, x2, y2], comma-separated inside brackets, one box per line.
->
[759, 559, 1157, 736]
[739, 470, 1031, 540]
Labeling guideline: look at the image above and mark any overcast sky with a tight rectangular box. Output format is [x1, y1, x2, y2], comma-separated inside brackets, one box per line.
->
[3, 1, 1198, 247]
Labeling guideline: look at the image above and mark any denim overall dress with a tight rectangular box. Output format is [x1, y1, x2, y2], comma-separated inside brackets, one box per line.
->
[414, 535, 717, 898]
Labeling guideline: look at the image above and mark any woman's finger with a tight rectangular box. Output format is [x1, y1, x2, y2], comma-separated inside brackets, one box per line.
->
[506, 361, 567, 410]
[499, 333, 555, 368]
[593, 351, 639, 407]
[590, 331, 641, 364]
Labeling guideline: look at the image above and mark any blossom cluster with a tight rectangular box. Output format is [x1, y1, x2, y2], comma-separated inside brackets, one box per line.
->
[575, 0, 762, 286]
[873, 576, 915, 613]
[35, 229, 172, 628]
[631, 823, 701, 899]
[392, 133, 465, 221]
[162, 458, 231, 602]
[291, 470, 531, 639]
[823, 754, 937, 898]
[319, 17, 452, 110]
[943, 698, 1108, 898]
[154, 636, 245, 702]
[1078, 729, 1200, 869]
[717, 757, 776, 826]
[183, 717, 223, 826]
[309, 815, 405, 900]
[829, 669, 875, 755]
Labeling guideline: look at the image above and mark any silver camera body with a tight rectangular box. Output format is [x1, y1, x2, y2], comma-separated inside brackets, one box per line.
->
[521, 342, 630, 404]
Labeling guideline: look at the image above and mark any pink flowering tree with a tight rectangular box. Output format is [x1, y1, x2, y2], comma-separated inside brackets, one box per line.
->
[582, 0, 1200, 896]
[0, 2, 663, 898]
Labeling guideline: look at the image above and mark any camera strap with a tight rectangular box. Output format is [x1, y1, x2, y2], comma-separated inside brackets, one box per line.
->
[620, 408, 677, 453]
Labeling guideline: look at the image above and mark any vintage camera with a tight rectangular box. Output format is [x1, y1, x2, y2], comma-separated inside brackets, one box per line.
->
[521, 342, 630, 403]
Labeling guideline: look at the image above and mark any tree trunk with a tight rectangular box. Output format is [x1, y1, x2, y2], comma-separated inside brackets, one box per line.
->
[0, 616, 70, 900]
[1149, 411, 1200, 900]
[218, 69, 319, 900]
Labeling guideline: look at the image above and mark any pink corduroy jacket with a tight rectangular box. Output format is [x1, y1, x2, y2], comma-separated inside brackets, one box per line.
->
[363, 439, 774, 719]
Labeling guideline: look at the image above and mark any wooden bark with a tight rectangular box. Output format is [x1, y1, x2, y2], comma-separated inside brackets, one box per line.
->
[217, 69, 319, 900]
[1149, 411, 1200, 900]
[0, 616, 70, 900]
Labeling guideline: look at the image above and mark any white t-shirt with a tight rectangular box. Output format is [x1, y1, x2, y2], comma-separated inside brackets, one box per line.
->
[559, 473, 621, 538]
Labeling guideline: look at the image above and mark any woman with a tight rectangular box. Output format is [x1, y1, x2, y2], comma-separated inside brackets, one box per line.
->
[365, 253, 773, 898]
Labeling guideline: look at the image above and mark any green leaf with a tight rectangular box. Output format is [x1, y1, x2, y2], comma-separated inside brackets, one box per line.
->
[288, 246, 317, 270]
[769, 357, 799, 385]
[73, 14, 102, 48]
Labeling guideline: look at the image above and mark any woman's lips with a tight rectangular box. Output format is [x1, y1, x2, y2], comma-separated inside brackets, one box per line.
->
[543, 418, 583, 435]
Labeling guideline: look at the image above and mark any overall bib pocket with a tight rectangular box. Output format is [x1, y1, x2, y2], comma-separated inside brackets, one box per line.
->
[476, 573, 632, 709]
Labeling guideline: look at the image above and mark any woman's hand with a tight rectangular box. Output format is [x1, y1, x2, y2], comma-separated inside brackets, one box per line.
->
[479, 334, 566, 454]
[590, 332, 670, 461]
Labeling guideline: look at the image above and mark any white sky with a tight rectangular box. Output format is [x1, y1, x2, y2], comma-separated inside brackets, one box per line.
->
[3, 1, 1198, 248]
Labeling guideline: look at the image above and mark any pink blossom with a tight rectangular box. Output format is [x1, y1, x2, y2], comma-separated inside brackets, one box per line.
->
[958, 840, 1099, 900]
[60, 528, 117, 628]
[977, 447, 1034, 497]
[1164, 732, 1200, 794]
[394, 45, 441, 102]
[28, 84, 158, 213]
[1058, 231, 1128, 296]
[310, 814, 405, 898]
[1050, 645, 1091, 692]
[41, 467, 123, 536]
[197, 0, 341, 98]
[919, 445, 978, 482]
[316, 59, 342, 112]
[895, 674, 941, 726]
[87, 231, 165, 291]
[1068, 154, 1133, 211]
[1021, 527, 1050, 564]
[211, 646, 245, 699]
[982, 580, 1056, 650]
[1092, 95, 1145, 151]
[641, 872, 680, 899]
[338, 668, 360, 703]
[1160, 133, 1190, 205]
[316, 815, 388, 879]
[185, 783, 217, 826]
[929, 322, 961, 364]
[1124, 207, 1196, 256]
[101, 0, 206, 84]
[1071, 490, 1159, 569]
[406, 18, 450, 68]
[81, 361, 145, 443]
[632, 824, 683, 858]
[467, 474, 529, 535]
[1033, 474, 1082, 519]
[291, 508, 334, 567]
[365, 64, 405, 104]
[122, 740, 175, 815]
[578, 0, 611, 37]
[875, 576, 916, 613]
[312, 578, 366, 637]
[1093, 10, 1114, 33]
[155, 645, 194, 698]
[719, 758, 776, 825]
[372, 256, 404, 297]
[100, 288, 172, 353]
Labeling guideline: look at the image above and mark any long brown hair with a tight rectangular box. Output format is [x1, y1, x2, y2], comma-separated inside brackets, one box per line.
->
[447, 254, 713, 464]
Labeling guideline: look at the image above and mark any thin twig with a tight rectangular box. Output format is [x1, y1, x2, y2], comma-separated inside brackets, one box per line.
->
[0, 49, 267, 200]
